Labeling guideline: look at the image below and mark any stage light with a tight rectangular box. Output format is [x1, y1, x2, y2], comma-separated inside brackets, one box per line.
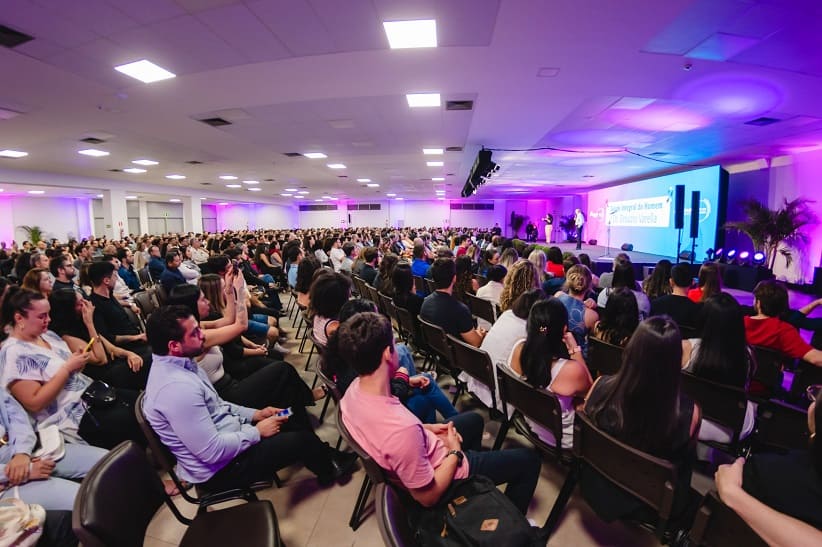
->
[726, 249, 737, 263]
[714, 248, 723, 262]
[738, 251, 750, 265]
[706, 248, 715, 261]
[752, 252, 766, 266]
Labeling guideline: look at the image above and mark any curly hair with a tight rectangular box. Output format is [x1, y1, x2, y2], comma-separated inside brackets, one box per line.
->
[499, 259, 539, 312]
[453, 256, 475, 304]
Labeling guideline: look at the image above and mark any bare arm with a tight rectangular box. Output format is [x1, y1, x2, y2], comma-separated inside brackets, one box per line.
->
[797, 297, 822, 316]
[802, 348, 822, 367]
[716, 458, 822, 547]
[203, 273, 249, 349]
[460, 328, 486, 348]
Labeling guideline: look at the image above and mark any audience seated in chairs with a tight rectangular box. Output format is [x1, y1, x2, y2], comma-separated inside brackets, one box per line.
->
[452, 255, 478, 306]
[390, 263, 425, 320]
[682, 293, 756, 444]
[310, 271, 352, 346]
[49, 288, 149, 390]
[591, 287, 640, 347]
[420, 258, 486, 348]
[582, 317, 702, 529]
[338, 312, 541, 514]
[324, 299, 457, 424]
[141, 304, 357, 494]
[87, 261, 149, 355]
[20, 267, 53, 299]
[507, 298, 593, 449]
[745, 280, 822, 367]
[475, 264, 506, 307]
[0, 287, 145, 450]
[688, 262, 722, 304]
[641, 259, 673, 301]
[597, 262, 651, 319]
[650, 263, 702, 328]
[295, 254, 321, 309]
[499, 258, 540, 314]
[554, 264, 598, 358]
[373, 253, 398, 294]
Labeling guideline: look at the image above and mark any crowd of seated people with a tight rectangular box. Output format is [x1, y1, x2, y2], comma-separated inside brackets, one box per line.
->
[1, 224, 822, 546]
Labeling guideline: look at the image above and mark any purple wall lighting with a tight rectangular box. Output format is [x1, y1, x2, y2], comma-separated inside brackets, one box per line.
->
[675, 74, 783, 118]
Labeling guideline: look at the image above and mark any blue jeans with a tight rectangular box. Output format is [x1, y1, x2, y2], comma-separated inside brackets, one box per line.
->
[450, 412, 541, 515]
[397, 344, 459, 423]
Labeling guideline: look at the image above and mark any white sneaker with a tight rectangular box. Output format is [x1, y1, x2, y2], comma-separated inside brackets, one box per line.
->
[272, 342, 291, 355]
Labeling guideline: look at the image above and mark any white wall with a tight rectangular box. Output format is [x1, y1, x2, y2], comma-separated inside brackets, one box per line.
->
[0, 197, 94, 245]
[216, 203, 297, 231]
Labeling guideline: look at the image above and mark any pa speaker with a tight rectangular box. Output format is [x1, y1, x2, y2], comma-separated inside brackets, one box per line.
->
[690, 191, 701, 239]
[674, 185, 685, 230]
[588, 239, 597, 245]
[620, 243, 634, 251]
[679, 251, 695, 261]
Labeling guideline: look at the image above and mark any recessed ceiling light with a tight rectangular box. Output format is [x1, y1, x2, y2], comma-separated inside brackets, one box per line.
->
[426, 161, 444, 167]
[114, 59, 176, 84]
[314, 199, 323, 202]
[132, 159, 158, 166]
[125, 195, 137, 199]
[297, 191, 310, 194]
[367, 183, 380, 187]
[218, 202, 228, 205]
[169, 198, 181, 202]
[436, 190, 445, 194]
[356, 178, 371, 183]
[406, 93, 441, 108]
[95, 194, 104, 198]
[322, 195, 334, 199]
[78, 149, 109, 157]
[199, 197, 206, 200]
[432, 177, 445, 181]
[383, 19, 437, 49]
[248, 188, 262, 192]
[225, 184, 241, 188]
[303, 152, 327, 159]
[28, 190, 45, 194]
[123, 167, 146, 174]
[423, 148, 444, 155]
[165, 174, 186, 180]
[438, 197, 445, 200]
[242, 180, 259, 185]
[280, 193, 293, 197]
[327, 163, 346, 169]
[386, 193, 396, 197]
[219, 175, 238, 180]
[0, 149, 28, 158]
[285, 188, 298, 192]
[395, 197, 404, 200]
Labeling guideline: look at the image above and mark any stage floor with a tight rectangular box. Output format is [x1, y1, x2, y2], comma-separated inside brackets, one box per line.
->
[530, 240, 690, 265]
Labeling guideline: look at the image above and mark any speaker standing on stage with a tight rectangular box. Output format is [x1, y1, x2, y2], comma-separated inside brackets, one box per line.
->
[541, 213, 553, 243]
[574, 209, 585, 250]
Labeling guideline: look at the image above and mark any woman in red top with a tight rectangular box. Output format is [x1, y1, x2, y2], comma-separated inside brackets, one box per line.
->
[546, 246, 565, 278]
[688, 262, 721, 303]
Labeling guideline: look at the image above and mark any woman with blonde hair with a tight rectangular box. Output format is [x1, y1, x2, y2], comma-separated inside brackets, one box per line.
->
[21, 267, 53, 298]
[555, 264, 598, 357]
[528, 249, 549, 285]
[499, 259, 540, 312]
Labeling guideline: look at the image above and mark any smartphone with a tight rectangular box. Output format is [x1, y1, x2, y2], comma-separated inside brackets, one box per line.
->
[275, 407, 293, 418]
[84, 337, 96, 352]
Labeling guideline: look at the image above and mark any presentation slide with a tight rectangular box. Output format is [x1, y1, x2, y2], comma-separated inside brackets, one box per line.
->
[586, 166, 724, 259]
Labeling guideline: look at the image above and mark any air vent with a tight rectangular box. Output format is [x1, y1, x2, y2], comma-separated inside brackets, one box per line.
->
[198, 117, 231, 127]
[200, 182, 212, 185]
[264, 178, 275, 181]
[338, 175, 348, 178]
[446, 100, 473, 111]
[445, 146, 463, 152]
[186, 160, 204, 165]
[450, 203, 494, 210]
[0, 25, 33, 48]
[299, 204, 338, 211]
[347, 204, 382, 211]
[745, 116, 781, 126]
[109, 169, 122, 172]
[282, 152, 302, 157]
[80, 137, 106, 145]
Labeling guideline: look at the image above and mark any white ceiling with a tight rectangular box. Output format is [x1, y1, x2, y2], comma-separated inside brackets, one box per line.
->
[1, 0, 822, 204]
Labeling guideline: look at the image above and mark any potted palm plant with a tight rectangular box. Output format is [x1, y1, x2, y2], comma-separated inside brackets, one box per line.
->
[724, 198, 817, 270]
[18, 225, 44, 245]
[510, 211, 525, 239]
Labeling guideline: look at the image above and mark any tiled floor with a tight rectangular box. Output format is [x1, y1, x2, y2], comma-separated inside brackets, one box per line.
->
[142, 294, 718, 546]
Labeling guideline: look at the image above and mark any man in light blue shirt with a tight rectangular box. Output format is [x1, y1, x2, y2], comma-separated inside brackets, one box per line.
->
[142, 305, 356, 490]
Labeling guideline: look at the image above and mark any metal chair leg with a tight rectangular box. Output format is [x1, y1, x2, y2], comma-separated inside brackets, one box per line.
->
[542, 464, 578, 536]
[349, 475, 373, 530]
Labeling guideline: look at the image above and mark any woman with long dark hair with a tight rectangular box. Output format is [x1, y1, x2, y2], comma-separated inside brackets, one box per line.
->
[597, 262, 651, 318]
[294, 254, 321, 309]
[642, 259, 673, 300]
[582, 317, 701, 524]
[683, 292, 756, 443]
[508, 298, 592, 449]
[310, 272, 352, 345]
[591, 287, 639, 346]
[688, 262, 722, 303]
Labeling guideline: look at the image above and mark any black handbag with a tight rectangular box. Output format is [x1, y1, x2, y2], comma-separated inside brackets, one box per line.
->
[81, 380, 117, 409]
[415, 475, 542, 546]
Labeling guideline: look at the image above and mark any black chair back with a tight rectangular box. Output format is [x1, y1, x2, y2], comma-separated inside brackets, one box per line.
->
[466, 293, 496, 325]
[336, 405, 386, 486]
[679, 372, 748, 449]
[73, 441, 168, 547]
[751, 345, 786, 395]
[154, 283, 168, 306]
[134, 288, 158, 317]
[137, 266, 153, 287]
[496, 365, 565, 458]
[375, 483, 418, 547]
[418, 316, 455, 370]
[447, 334, 496, 410]
[688, 491, 768, 547]
[678, 324, 700, 340]
[364, 284, 386, 315]
[413, 275, 429, 296]
[316, 359, 343, 404]
[587, 337, 624, 376]
[424, 278, 436, 295]
[378, 292, 399, 331]
[574, 412, 680, 538]
[754, 399, 810, 453]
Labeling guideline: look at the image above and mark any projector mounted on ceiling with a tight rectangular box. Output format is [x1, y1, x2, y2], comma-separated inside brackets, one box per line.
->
[461, 148, 498, 198]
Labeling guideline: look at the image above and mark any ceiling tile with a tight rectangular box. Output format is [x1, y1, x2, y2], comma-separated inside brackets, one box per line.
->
[195, 3, 292, 63]
[308, 0, 385, 52]
[2, 0, 98, 47]
[247, 0, 335, 57]
[33, 0, 140, 37]
[104, 0, 186, 24]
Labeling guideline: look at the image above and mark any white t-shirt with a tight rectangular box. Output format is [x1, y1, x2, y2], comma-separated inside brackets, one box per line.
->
[329, 248, 346, 272]
[0, 331, 91, 443]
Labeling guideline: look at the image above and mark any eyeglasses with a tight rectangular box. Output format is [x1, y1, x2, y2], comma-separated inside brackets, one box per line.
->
[806, 384, 822, 403]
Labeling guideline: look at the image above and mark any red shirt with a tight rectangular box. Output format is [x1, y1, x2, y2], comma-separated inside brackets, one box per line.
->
[455, 246, 468, 257]
[546, 262, 564, 278]
[687, 287, 703, 303]
[744, 316, 812, 359]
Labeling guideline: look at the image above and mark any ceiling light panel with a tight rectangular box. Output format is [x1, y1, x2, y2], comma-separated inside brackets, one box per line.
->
[426, 161, 444, 167]
[327, 163, 346, 169]
[383, 20, 437, 49]
[303, 152, 327, 159]
[242, 180, 259, 184]
[123, 167, 146, 173]
[356, 178, 371, 182]
[225, 184, 241, 188]
[367, 183, 380, 187]
[423, 148, 444, 155]
[166, 174, 186, 180]
[78, 149, 109, 157]
[132, 159, 158, 166]
[219, 175, 238, 180]
[406, 93, 441, 108]
[114, 59, 176, 83]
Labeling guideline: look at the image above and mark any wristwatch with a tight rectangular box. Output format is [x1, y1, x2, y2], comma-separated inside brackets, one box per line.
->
[447, 449, 464, 465]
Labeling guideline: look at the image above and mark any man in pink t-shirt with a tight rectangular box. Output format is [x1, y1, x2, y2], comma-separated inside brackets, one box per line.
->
[339, 312, 540, 513]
